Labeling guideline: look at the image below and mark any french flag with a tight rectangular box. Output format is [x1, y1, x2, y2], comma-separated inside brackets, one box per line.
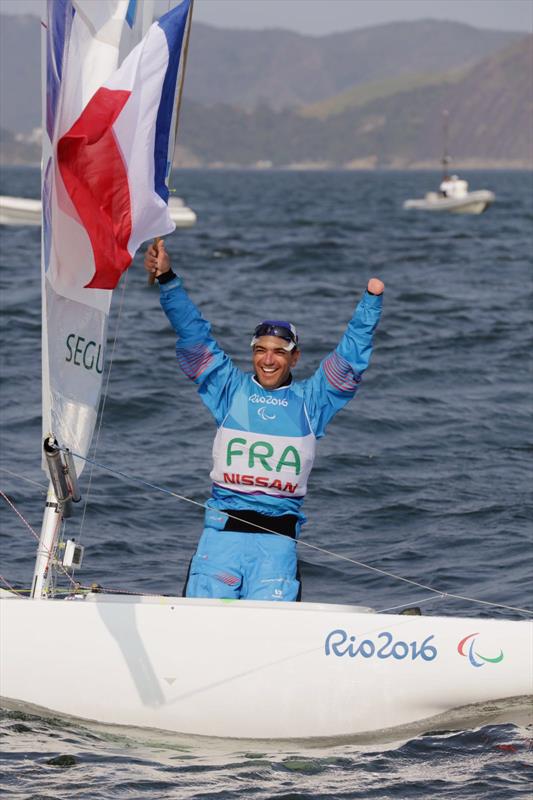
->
[56, 0, 192, 290]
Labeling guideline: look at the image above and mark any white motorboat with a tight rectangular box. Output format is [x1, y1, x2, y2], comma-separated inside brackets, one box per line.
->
[0, 194, 196, 228]
[0, 195, 42, 226]
[168, 195, 197, 227]
[403, 187, 495, 214]
[404, 110, 495, 214]
[0, 2, 530, 744]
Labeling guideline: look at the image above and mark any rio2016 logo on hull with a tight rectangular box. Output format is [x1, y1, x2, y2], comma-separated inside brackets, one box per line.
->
[324, 629, 437, 662]
[457, 633, 504, 668]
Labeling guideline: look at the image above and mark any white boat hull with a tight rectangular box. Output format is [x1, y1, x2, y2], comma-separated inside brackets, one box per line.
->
[403, 190, 495, 214]
[0, 195, 41, 226]
[168, 196, 197, 227]
[1, 592, 531, 740]
[0, 195, 196, 228]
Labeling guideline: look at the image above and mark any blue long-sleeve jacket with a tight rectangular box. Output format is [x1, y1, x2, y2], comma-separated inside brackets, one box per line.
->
[160, 277, 382, 520]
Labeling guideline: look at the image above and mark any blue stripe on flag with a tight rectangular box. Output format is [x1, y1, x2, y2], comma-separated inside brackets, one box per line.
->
[46, 0, 73, 140]
[125, 0, 137, 28]
[154, 0, 191, 203]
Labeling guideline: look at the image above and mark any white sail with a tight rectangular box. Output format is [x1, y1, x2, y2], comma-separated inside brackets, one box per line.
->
[41, 0, 154, 472]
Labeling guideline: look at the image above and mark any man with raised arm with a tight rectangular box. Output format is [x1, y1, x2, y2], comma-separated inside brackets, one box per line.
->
[145, 241, 384, 601]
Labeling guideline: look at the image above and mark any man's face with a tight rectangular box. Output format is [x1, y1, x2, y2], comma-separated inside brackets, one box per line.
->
[252, 336, 300, 390]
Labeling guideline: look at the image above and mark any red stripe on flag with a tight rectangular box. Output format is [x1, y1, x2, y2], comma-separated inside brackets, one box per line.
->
[58, 88, 133, 290]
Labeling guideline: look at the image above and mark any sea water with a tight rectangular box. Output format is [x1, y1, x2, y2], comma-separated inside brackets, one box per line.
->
[0, 168, 531, 798]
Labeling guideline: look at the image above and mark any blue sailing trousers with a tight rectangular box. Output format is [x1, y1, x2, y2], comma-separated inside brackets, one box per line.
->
[185, 522, 299, 601]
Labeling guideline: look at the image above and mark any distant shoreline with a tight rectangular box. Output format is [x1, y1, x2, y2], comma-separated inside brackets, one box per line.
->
[1, 160, 531, 171]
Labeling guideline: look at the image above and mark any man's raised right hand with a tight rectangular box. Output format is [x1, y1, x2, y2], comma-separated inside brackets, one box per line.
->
[144, 239, 171, 279]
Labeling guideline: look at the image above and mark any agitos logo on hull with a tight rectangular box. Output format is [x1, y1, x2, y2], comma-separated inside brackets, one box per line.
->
[457, 633, 504, 668]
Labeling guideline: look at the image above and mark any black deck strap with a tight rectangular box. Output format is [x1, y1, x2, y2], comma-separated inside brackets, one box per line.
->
[221, 509, 298, 538]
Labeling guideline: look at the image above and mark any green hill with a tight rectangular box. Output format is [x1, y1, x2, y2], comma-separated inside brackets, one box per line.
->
[174, 35, 532, 168]
[0, 14, 522, 133]
[299, 68, 469, 120]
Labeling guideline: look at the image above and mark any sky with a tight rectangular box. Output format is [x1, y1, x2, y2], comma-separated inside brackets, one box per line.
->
[1, 0, 532, 34]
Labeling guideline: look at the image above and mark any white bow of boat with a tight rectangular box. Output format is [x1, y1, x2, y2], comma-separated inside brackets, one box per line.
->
[0, 195, 197, 228]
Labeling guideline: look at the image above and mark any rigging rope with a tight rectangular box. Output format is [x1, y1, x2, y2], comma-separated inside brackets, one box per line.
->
[376, 594, 446, 614]
[0, 573, 26, 597]
[0, 467, 48, 492]
[0, 490, 79, 592]
[38, 446, 530, 617]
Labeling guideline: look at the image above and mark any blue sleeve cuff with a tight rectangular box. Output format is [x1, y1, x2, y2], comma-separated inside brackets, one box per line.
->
[363, 289, 383, 308]
[159, 275, 183, 294]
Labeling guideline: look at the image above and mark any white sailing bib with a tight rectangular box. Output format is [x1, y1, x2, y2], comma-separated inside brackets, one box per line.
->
[211, 426, 316, 498]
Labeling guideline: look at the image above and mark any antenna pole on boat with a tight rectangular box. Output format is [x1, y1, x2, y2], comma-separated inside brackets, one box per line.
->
[441, 109, 450, 180]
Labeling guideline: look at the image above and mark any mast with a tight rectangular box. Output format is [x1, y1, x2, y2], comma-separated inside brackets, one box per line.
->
[33, 2, 57, 599]
[31, 488, 62, 599]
